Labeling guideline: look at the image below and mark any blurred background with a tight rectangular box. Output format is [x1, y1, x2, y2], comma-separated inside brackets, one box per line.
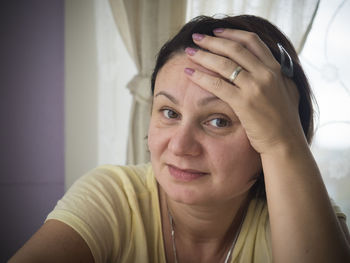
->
[1, 0, 349, 261]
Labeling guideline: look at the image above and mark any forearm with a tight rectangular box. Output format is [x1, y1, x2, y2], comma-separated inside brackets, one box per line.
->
[262, 138, 350, 263]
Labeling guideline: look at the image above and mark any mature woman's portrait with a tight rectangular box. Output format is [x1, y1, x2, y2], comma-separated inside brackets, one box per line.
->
[2, 0, 350, 262]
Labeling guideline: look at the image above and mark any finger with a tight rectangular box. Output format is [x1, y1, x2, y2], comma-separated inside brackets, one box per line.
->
[184, 67, 241, 106]
[192, 33, 265, 74]
[185, 47, 249, 87]
[213, 28, 280, 70]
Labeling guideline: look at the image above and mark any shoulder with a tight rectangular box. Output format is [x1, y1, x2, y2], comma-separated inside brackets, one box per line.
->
[46, 163, 157, 263]
[52, 162, 157, 225]
[68, 162, 154, 197]
[81, 162, 153, 184]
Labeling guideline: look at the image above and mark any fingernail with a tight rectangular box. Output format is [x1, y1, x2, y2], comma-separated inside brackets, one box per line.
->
[192, 33, 204, 41]
[213, 28, 224, 33]
[184, 67, 195, 76]
[185, 47, 198, 56]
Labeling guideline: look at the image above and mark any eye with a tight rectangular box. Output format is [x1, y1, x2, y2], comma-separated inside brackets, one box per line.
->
[208, 118, 231, 128]
[162, 109, 179, 119]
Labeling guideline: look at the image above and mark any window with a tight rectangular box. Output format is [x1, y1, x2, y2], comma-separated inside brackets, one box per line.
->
[300, 0, 350, 226]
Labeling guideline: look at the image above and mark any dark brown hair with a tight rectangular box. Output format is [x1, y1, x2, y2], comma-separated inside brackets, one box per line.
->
[151, 15, 315, 198]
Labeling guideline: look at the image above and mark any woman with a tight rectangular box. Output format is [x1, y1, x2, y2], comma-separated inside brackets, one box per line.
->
[10, 15, 350, 263]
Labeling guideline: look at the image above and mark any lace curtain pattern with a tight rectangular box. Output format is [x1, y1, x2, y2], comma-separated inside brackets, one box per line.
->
[300, 0, 350, 227]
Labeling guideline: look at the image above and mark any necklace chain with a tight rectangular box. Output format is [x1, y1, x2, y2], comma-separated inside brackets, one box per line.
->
[167, 208, 246, 263]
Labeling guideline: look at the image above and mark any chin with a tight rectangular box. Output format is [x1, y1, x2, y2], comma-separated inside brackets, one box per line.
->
[168, 187, 202, 205]
[156, 174, 207, 205]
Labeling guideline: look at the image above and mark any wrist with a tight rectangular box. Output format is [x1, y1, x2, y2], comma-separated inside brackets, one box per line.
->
[260, 133, 310, 160]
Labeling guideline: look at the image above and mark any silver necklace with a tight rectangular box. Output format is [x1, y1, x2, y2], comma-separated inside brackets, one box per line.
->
[167, 208, 246, 263]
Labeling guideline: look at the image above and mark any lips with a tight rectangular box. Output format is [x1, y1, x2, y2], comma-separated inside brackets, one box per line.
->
[167, 164, 207, 182]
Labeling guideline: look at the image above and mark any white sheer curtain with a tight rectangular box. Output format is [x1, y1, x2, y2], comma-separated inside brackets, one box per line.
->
[94, 0, 135, 166]
[186, 0, 320, 52]
[108, 0, 187, 164]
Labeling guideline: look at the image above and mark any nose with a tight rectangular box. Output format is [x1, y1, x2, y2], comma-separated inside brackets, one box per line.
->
[168, 124, 202, 157]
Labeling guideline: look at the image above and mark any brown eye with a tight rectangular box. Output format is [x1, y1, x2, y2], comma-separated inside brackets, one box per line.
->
[162, 109, 178, 119]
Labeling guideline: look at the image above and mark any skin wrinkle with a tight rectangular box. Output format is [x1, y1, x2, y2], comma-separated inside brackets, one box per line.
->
[156, 91, 222, 107]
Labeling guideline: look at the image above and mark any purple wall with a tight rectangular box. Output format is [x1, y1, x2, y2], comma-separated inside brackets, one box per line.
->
[0, 1, 65, 261]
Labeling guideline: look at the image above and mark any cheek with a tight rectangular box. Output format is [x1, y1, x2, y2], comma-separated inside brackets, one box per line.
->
[148, 122, 158, 156]
[213, 133, 261, 178]
[148, 120, 167, 158]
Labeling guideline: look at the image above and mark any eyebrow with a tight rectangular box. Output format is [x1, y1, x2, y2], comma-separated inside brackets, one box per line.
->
[155, 91, 220, 107]
[155, 91, 178, 104]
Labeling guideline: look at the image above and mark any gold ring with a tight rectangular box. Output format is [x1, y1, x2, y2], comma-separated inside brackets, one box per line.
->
[228, 66, 242, 83]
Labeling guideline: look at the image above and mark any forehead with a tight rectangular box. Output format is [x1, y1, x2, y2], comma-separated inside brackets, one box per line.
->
[153, 54, 238, 117]
[154, 54, 220, 96]
[159, 53, 219, 78]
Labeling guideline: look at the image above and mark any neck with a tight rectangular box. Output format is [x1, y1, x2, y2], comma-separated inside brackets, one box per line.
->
[160, 187, 251, 262]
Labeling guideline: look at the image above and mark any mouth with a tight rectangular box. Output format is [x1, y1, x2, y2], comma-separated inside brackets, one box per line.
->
[167, 164, 208, 182]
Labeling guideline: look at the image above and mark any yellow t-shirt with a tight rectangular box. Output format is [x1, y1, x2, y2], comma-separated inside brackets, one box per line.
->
[46, 163, 346, 263]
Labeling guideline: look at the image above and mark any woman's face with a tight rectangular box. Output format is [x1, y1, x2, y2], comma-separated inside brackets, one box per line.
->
[148, 54, 261, 205]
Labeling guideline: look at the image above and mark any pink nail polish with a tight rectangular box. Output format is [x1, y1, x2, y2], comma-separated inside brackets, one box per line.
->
[192, 33, 204, 41]
[184, 68, 195, 76]
[213, 28, 224, 33]
[185, 47, 198, 56]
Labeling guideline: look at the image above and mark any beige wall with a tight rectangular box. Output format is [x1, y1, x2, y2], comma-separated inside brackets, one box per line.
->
[65, 0, 98, 189]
